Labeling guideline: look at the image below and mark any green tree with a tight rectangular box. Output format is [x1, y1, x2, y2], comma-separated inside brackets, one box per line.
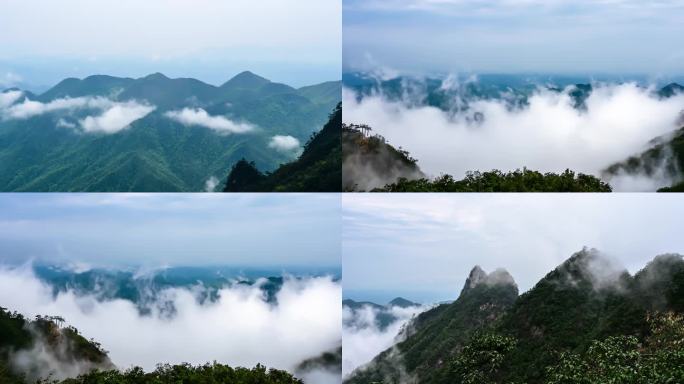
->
[449, 333, 517, 384]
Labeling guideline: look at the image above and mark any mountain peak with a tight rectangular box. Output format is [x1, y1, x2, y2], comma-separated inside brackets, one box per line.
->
[142, 72, 169, 81]
[222, 71, 270, 89]
[544, 248, 629, 292]
[659, 82, 684, 98]
[388, 297, 418, 308]
[460, 266, 516, 297]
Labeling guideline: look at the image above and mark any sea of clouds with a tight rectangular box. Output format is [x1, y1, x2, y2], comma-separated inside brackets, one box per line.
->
[343, 78, 684, 191]
[0, 264, 341, 384]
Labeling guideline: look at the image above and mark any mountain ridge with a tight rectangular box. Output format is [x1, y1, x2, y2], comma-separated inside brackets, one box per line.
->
[344, 249, 684, 383]
[0, 72, 341, 191]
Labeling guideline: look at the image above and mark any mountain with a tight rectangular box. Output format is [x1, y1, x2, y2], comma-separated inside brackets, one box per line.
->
[659, 82, 684, 98]
[0, 307, 113, 382]
[344, 249, 684, 384]
[342, 124, 425, 191]
[604, 124, 684, 192]
[223, 103, 341, 191]
[295, 346, 342, 379]
[343, 297, 421, 331]
[0, 73, 341, 191]
[30, 264, 335, 315]
[388, 297, 419, 308]
[346, 266, 518, 384]
[38, 75, 134, 101]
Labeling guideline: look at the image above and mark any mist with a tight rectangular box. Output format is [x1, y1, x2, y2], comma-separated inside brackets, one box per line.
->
[342, 303, 427, 378]
[0, 264, 341, 383]
[343, 81, 684, 191]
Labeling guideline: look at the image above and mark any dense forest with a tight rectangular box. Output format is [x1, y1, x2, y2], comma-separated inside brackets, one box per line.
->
[0, 72, 340, 192]
[223, 103, 341, 192]
[0, 307, 303, 384]
[342, 125, 612, 192]
[345, 249, 684, 383]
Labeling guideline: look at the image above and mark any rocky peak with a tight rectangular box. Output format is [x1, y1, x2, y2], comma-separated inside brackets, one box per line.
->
[460, 265, 517, 297]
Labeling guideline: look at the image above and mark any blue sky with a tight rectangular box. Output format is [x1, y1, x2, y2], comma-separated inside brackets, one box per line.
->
[343, 0, 684, 77]
[0, 0, 341, 91]
[0, 194, 341, 269]
[343, 194, 684, 304]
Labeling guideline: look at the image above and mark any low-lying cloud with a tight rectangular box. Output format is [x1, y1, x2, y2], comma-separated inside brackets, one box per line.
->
[342, 303, 427, 378]
[0, 90, 23, 109]
[165, 108, 255, 134]
[343, 82, 684, 191]
[0, 265, 341, 383]
[2, 96, 111, 119]
[0, 93, 155, 134]
[204, 176, 220, 192]
[80, 102, 156, 134]
[269, 135, 301, 153]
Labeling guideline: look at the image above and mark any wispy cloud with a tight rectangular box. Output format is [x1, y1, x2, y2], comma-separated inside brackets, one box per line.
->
[2, 96, 110, 119]
[0, 94, 155, 134]
[80, 101, 155, 134]
[0, 90, 23, 109]
[165, 108, 255, 134]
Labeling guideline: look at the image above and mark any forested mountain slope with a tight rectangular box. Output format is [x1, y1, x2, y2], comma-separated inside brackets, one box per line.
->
[0, 73, 340, 191]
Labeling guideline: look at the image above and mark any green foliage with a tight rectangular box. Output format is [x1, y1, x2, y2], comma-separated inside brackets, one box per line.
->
[58, 363, 303, 384]
[546, 312, 684, 384]
[0, 306, 304, 384]
[341, 125, 423, 191]
[344, 252, 684, 384]
[0, 74, 339, 191]
[345, 274, 519, 384]
[449, 333, 517, 384]
[223, 103, 342, 192]
[376, 169, 612, 192]
[223, 159, 267, 192]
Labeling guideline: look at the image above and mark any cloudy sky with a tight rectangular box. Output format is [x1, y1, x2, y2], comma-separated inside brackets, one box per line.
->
[343, 0, 684, 76]
[343, 194, 684, 304]
[0, 194, 341, 269]
[0, 0, 341, 89]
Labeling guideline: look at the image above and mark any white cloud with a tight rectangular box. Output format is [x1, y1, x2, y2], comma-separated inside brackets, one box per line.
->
[343, 83, 684, 191]
[80, 101, 155, 134]
[165, 108, 255, 134]
[3, 96, 111, 119]
[342, 303, 427, 377]
[0, 95, 155, 134]
[0, 90, 23, 109]
[204, 176, 220, 192]
[0, 265, 341, 383]
[269, 135, 301, 153]
[56, 118, 76, 129]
